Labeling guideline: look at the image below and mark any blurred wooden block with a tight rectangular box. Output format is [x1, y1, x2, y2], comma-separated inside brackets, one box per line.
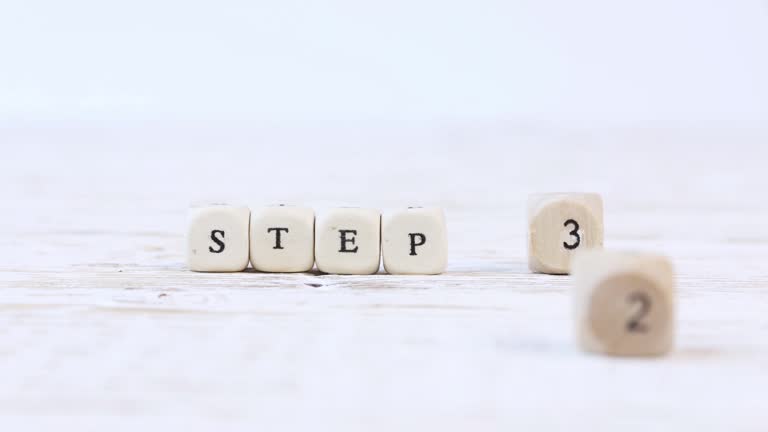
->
[527, 193, 603, 274]
[382, 207, 447, 275]
[572, 250, 675, 357]
[186, 204, 250, 272]
[315, 208, 381, 274]
[250, 205, 315, 273]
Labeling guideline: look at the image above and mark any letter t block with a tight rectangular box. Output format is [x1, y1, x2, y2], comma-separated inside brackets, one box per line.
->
[250, 205, 315, 272]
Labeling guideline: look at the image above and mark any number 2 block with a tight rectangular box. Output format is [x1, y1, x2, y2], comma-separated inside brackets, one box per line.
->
[527, 193, 604, 274]
[187, 205, 250, 272]
[572, 250, 675, 357]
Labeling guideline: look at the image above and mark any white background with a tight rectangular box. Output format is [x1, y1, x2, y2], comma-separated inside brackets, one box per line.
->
[2, 3, 768, 430]
[1, 0, 767, 126]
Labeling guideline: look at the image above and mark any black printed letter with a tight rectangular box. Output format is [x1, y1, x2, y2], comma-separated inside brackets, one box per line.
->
[408, 233, 426, 256]
[267, 227, 289, 249]
[339, 229, 359, 253]
[209, 230, 225, 253]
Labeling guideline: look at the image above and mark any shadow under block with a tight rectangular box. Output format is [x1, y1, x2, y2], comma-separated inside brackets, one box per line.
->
[315, 208, 381, 275]
[527, 193, 604, 274]
[187, 205, 251, 272]
[250, 205, 315, 273]
[572, 250, 675, 357]
[382, 207, 447, 275]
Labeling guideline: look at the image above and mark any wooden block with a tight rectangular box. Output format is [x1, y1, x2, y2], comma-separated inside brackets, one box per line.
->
[315, 208, 381, 275]
[187, 205, 250, 272]
[527, 193, 604, 274]
[250, 205, 315, 273]
[382, 207, 448, 275]
[572, 250, 675, 357]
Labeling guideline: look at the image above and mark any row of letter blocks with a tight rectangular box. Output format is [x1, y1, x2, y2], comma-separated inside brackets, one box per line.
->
[529, 193, 674, 356]
[187, 205, 447, 275]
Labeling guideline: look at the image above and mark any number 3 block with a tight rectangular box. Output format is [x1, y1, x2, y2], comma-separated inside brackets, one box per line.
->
[527, 193, 604, 274]
[572, 250, 675, 357]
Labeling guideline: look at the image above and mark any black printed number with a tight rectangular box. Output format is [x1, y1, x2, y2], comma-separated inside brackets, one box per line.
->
[563, 219, 581, 250]
[626, 292, 651, 333]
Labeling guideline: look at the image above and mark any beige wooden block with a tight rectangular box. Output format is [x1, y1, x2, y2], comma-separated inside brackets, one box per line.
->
[187, 204, 250, 272]
[315, 208, 381, 275]
[572, 250, 675, 357]
[250, 205, 315, 273]
[527, 193, 604, 274]
[382, 207, 447, 275]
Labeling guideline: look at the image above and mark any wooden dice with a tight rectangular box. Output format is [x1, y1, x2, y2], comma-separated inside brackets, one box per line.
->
[250, 205, 315, 273]
[187, 204, 448, 274]
[382, 207, 448, 275]
[572, 250, 675, 357]
[315, 208, 382, 275]
[187, 205, 251, 272]
[528, 193, 604, 274]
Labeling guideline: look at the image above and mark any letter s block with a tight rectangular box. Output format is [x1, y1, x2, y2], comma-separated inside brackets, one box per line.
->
[572, 250, 675, 357]
[187, 205, 250, 272]
[250, 205, 315, 273]
[382, 207, 447, 275]
[315, 208, 380, 275]
[527, 193, 604, 274]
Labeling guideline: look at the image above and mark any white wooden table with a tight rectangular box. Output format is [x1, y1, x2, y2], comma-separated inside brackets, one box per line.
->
[1, 123, 767, 431]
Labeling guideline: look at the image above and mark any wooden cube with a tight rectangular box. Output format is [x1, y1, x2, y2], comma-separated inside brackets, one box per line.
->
[315, 208, 381, 275]
[527, 193, 604, 274]
[250, 205, 315, 273]
[572, 250, 675, 357]
[382, 207, 447, 275]
[187, 205, 250, 272]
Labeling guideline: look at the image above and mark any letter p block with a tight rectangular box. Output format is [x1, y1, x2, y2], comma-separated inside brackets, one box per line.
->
[382, 207, 447, 275]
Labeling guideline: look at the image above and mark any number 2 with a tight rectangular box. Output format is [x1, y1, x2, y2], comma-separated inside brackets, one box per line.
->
[626, 292, 651, 333]
[563, 219, 580, 250]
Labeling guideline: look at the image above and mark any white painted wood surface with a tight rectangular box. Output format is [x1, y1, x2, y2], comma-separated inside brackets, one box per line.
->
[1, 123, 767, 431]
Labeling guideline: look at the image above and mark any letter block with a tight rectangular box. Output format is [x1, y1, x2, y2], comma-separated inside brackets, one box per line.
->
[382, 207, 447, 275]
[527, 193, 604, 274]
[572, 250, 675, 357]
[315, 208, 381, 274]
[187, 205, 250, 272]
[250, 205, 315, 273]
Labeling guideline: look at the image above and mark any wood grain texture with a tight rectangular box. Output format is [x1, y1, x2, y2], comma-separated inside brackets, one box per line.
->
[527, 192, 604, 274]
[573, 251, 676, 356]
[1, 123, 767, 431]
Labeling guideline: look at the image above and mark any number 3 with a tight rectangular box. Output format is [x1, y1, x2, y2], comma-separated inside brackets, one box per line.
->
[563, 219, 580, 250]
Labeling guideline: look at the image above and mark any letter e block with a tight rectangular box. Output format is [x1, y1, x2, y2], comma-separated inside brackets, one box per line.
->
[250, 205, 315, 273]
[315, 208, 380, 275]
[187, 205, 250, 272]
[528, 193, 604, 274]
[572, 250, 675, 357]
[382, 207, 447, 275]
